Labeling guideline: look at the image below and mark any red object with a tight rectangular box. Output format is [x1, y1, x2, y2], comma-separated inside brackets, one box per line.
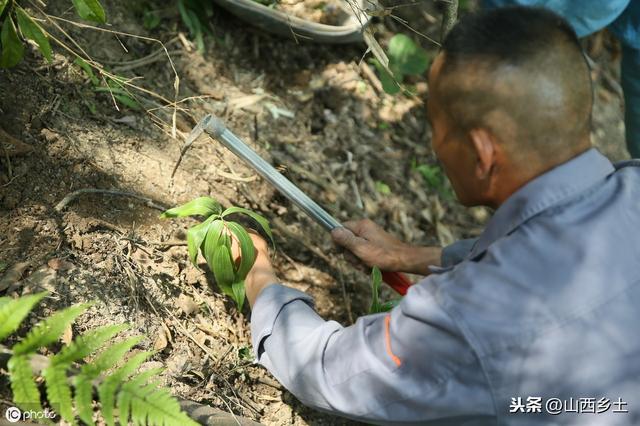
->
[381, 271, 412, 295]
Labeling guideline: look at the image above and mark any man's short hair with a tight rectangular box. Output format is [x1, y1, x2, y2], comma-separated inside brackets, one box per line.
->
[435, 6, 593, 157]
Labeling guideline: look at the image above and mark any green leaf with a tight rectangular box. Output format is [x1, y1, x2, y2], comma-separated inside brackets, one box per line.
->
[16, 7, 52, 62]
[380, 299, 402, 312]
[371, 58, 401, 95]
[98, 351, 152, 426]
[202, 219, 224, 266]
[186, 217, 215, 265]
[231, 281, 245, 312]
[114, 93, 140, 110]
[226, 221, 256, 280]
[74, 57, 100, 86]
[143, 10, 161, 30]
[0, 17, 25, 68]
[120, 380, 199, 426]
[8, 354, 43, 413]
[211, 245, 235, 297]
[12, 303, 91, 355]
[117, 368, 162, 425]
[42, 363, 74, 423]
[0, 292, 47, 341]
[82, 335, 144, 377]
[387, 33, 429, 76]
[221, 206, 273, 246]
[375, 181, 391, 195]
[369, 266, 382, 314]
[0, 0, 9, 17]
[71, 0, 106, 23]
[160, 196, 222, 219]
[74, 374, 95, 426]
[53, 324, 127, 365]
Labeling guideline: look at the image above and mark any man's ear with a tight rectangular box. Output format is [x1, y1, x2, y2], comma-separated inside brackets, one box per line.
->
[468, 128, 496, 180]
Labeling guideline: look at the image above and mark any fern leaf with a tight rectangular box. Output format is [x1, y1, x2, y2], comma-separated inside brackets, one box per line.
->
[7, 354, 43, 413]
[74, 373, 95, 426]
[81, 335, 143, 377]
[53, 324, 127, 366]
[12, 303, 91, 355]
[42, 363, 74, 424]
[117, 368, 163, 425]
[98, 351, 152, 426]
[0, 292, 47, 341]
[125, 382, 199, 426]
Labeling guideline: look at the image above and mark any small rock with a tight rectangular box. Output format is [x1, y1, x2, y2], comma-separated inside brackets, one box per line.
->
[176, 293, 199, 316]
[47, 258, 73, 271]
[40, 128, 60, 143]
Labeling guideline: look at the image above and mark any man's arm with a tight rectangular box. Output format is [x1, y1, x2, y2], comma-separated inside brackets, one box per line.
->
[330, 219, 442, 275]
[243, 234, 493, 424]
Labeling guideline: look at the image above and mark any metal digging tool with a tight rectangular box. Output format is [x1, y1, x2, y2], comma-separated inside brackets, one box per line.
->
[191, 114, 412, 296]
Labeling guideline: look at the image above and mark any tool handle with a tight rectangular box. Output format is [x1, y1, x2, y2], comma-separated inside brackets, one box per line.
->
[381, 271, 412, 295]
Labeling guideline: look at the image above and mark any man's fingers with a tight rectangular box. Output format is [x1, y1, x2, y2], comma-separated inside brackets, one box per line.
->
[331, 227, 372, 262]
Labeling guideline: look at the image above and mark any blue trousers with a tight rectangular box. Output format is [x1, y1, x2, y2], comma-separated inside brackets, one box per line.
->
[483, 0, 640, 158]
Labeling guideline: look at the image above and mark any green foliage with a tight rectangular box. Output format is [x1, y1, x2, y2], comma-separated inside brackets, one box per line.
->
[411, 159, 454, 199]
[371, 34, 430, 95]
[162, 196, 273, 310]
[178, 0, 214, 53]
[375, 181, 391, 195]
[71, 0, 106, 23]
[369, 267, 401, 314]
[0, 0, 106, 68]
[75, 57, 141, 111]
[0, 293, 198, 426]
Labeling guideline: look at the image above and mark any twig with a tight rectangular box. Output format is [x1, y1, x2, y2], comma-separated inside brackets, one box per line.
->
[54, 189, 167, 212]
[440, 0, 458, 41]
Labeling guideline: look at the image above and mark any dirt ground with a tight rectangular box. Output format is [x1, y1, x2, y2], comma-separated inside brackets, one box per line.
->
[0, 0, 628, 424]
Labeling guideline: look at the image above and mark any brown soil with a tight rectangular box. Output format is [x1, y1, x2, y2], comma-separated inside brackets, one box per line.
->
[0, 0, 626, 424]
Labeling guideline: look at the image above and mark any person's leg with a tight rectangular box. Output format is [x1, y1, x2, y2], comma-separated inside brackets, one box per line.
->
[621, 44, 640, 158]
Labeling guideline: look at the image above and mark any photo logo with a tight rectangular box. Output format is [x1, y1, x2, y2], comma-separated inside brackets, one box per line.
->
[5, 407, 21, 423]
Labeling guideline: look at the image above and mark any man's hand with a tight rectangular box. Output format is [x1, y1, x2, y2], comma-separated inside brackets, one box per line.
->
[331, 219, 442, 276]
[232, 231, 278, 308]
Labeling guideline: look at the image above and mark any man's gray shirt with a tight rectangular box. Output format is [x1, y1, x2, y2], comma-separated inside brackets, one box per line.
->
[250, 149, 640, 425]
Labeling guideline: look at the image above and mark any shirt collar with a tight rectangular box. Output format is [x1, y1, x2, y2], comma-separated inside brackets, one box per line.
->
[468, 148, 615, 258]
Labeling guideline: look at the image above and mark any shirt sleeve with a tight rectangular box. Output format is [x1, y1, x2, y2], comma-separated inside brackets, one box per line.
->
[250, 282, 495, 424]
[440, 238, 478, 268]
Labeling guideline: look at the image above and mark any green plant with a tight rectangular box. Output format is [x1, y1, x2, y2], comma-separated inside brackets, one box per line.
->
[75, 57, 140, 111]
[371, 33, 430, 95]
[412, 159, 454, 199]
[369, 267, 401, 314]
[0, 0, 105, 68]
[161, 196, 273, 311]
[375, 180, 391, 195]
[0, 292, 198, 426]
[177, 0, 213, 53]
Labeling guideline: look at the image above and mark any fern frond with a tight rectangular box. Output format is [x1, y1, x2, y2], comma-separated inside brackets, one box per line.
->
[12, 303, 92, 356]
[53, 324, 128, 366]
[117, 368, 162, 425]
[75, 335, 144, 425]
[42, 363, 74, 424]
[98, 351, 152, 426]
[74, 373, 96, 426]
[82, 335, 143, 378]
[124, 382, 199, 426]
[7, 354, 43, 413]
[0, 292, 47, 341]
